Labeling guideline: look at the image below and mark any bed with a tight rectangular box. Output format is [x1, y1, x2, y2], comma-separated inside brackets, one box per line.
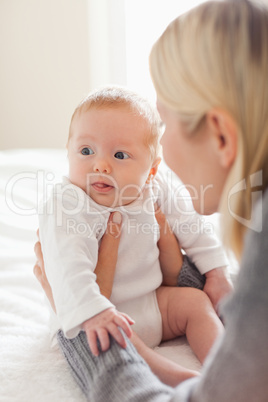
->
[0, 148, 236, 402]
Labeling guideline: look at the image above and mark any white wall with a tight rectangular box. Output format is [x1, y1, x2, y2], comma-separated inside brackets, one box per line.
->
[0, 0, 204, 150]
[0, 0, 91, 149]
[125, 0, 206, 102]
[87, 0, 126, 89]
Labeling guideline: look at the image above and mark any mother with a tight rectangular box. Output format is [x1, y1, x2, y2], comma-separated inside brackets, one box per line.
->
[35, 0, 268, 400]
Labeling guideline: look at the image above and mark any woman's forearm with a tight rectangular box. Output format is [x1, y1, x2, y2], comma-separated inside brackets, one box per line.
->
[95, 212, 122, 298]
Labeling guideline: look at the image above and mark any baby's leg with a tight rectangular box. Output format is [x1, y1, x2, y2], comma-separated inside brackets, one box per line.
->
[156, 286, 224, 363]
[131, 331, 199, 387]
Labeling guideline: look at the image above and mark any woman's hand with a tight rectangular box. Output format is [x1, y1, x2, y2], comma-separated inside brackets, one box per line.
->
[34, 230, 56, 312]
[154, 204, 184, 286]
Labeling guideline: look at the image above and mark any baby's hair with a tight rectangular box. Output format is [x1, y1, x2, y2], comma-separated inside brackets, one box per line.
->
[68, 86, 162, 161]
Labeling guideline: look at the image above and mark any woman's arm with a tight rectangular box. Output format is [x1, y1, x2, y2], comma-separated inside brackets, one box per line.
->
[94, 211, 122, 299]
[186, 196, 268, 402]
[154, 204, 184, 286]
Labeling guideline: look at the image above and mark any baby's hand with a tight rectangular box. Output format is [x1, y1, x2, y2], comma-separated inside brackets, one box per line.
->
[204, 267, 233, 313]
[82, 307, 135, 356]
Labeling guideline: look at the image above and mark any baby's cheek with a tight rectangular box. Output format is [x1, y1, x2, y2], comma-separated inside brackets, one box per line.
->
[69, 167, 85, 190]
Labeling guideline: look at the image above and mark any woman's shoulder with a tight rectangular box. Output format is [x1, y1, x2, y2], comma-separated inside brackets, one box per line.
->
[232, 188, 268, 302]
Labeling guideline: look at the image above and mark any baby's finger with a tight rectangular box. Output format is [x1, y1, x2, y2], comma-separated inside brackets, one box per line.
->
[96, 328, 110, 352]
[118, 312, 135, 326]
[108, 324, 127, 349]
[86, 330, 99, 356]
[114, 314, 133, 338]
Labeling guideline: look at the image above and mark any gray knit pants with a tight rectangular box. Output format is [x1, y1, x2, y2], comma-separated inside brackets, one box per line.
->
[57, 329, 175, 401]
[178, 255, 206, 289]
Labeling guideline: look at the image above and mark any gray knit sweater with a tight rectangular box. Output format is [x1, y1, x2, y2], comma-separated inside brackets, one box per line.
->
[58, 190, 268, 401]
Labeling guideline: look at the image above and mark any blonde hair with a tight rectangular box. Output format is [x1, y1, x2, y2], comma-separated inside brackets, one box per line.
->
[150, 0, 268, 260]
[68, 86, 162, 161]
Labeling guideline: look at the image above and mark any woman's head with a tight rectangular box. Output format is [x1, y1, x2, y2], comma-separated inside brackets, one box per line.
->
[150, 0, 268, 258]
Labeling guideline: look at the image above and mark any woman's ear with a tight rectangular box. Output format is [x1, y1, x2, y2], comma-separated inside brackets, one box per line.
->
[147, 157, 161, 183]
[206, 109, 238, 169]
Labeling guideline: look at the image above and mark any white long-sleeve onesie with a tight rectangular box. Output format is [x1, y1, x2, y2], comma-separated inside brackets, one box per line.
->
[39, 164, 228, 347]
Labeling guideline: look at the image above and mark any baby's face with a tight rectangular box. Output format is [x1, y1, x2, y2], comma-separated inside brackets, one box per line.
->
[68, 106, 154, 207]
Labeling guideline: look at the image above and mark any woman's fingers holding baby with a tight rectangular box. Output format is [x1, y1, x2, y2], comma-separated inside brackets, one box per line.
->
[33, 237, 57, 312]
[105, 211, 122, 238]
[33, 230, 45, 280]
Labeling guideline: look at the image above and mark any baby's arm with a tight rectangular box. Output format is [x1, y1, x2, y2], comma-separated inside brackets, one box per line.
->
[35, 212, 134, 352]
[155, 206, 206, 289]
[39, 188, 120, 340]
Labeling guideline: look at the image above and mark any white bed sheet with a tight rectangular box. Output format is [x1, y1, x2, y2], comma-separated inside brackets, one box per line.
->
[1, 148, 233, 402]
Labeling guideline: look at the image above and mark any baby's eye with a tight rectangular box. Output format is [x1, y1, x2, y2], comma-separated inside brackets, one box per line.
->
[114, 151, 130, 160]
[81, 147, 94, 156]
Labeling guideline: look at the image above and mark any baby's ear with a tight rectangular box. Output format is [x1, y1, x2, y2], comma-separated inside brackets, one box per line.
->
[149, 157, 161, 178]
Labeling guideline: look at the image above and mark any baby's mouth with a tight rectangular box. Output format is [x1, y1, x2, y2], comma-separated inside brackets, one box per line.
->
[91, 181, 114, 193]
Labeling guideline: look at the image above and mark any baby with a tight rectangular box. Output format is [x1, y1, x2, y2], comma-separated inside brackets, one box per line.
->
[39, 86, 228, 377]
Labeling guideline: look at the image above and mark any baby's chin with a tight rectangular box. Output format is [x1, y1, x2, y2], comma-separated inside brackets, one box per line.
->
[88, 191, 141, 209]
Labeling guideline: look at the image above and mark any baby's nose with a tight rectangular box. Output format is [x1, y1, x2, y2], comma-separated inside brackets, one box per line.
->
[93, 159, 111, 174]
